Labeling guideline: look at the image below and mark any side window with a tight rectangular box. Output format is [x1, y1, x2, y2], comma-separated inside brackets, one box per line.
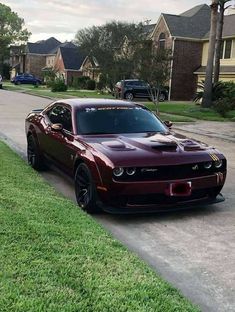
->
[47, 105, 72, 132]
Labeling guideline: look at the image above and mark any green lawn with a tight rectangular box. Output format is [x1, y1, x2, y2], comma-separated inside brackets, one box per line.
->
[0, 141, 200, 312]
[145, 102, 235, 121]
[3, 81, 113, 99]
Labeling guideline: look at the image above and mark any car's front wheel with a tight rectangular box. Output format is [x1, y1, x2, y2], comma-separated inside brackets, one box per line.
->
[75, 163, 100, 213]
[27, 134, 45, 171]
[125, 92, 134, 101]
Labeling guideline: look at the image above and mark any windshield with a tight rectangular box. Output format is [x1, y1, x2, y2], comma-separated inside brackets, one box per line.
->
[76, 106, 167, 135]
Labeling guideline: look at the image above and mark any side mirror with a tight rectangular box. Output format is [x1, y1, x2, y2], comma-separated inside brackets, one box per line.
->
[164, 120, 173, 128]
[51, 123, 63, 131]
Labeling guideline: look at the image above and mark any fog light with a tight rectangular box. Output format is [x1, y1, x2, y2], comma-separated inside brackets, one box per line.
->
[204, 161, 212, 169]
[126, 167, 136, 176]
[113, 167, 124, 177]
[214, 159, 223, 168]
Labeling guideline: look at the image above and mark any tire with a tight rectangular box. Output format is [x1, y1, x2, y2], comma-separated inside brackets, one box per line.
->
[159, 93, 166, 102]
[15, 81, 21, 85]
[27, 134, 45, 171]
[75, 163, 100, 213]
[34, 81, 39, 86]
[125, 92, 134, 101]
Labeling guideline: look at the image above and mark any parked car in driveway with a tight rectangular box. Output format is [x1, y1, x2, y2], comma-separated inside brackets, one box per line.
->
[115, 79, 168, 101]
[11, 73, 41, 85]
[25, 98, 226, 214]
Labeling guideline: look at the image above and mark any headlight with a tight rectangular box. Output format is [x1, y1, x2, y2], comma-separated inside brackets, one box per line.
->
[204, 162, 212, 169]
[113, 167, 124, 177]
[126, 167, 136, 176]
[214, 159, 223, 168]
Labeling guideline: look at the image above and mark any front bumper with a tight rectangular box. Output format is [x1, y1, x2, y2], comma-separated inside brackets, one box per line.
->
[97, 172, 226, 213]
[102, 193, 225, 214]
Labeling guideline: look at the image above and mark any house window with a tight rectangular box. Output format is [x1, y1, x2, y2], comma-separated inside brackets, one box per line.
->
[159, 33, 166, 49]
[220, 39, 232, 59]
[224, 40, 232, 59]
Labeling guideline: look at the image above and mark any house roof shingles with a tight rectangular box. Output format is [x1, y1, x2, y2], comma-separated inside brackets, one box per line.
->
[204, 13, 235, 39]
[27, 37, 77, 55]
[27, 37, 61, 54]
[162, 4, 210, 39]
[60, 47, 85, 70]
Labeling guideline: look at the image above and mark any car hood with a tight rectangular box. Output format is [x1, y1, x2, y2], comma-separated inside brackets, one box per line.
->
[78, 132, 224, 167]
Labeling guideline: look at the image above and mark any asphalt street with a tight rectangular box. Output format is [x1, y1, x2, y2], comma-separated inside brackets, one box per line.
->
[0, 90, 235, 312]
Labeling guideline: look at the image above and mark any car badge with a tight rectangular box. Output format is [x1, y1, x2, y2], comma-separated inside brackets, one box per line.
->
[141, 168, 158, 173]
[192, 164, 199, 170]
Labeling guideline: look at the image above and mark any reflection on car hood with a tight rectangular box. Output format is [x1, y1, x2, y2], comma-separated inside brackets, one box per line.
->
[78, 132, 223, 167]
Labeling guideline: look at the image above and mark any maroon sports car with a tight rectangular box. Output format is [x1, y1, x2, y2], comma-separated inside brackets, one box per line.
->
[25, 99, 226, 213]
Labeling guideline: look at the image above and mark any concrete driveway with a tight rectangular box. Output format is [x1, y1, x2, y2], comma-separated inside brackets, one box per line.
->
[0, 90, 235, 312]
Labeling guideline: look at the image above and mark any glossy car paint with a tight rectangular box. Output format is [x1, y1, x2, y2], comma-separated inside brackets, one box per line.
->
[25, 99, 226, 213]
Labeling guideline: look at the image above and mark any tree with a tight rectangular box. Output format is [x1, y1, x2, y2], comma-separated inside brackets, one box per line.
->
[0, 3, 30, 75]
[202, 0, 219, 108]
[75, 21, 144, 89]
[214, 0, 231, 83]
[133, 42, 171, 115]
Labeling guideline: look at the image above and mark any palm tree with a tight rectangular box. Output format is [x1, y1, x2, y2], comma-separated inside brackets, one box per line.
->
[202, 0, 219, 108]
[214, 0, 231, 84]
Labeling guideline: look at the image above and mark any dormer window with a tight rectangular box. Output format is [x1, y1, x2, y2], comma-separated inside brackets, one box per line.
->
[159, 33, 166, 49]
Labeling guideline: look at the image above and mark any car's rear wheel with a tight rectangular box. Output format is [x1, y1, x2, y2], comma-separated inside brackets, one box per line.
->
[27, 134, 45, 171]
[75, 163, 100, 213]
[125, 92, 134, 101]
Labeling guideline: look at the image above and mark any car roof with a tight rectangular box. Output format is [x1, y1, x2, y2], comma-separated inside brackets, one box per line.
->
[54, 98, 142, 110]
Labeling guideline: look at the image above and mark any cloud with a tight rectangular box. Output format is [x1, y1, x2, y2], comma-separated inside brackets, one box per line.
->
[0, 0, 213, 42]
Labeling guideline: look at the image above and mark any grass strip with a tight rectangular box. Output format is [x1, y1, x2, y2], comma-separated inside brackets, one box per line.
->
[0, 141, 199, 312]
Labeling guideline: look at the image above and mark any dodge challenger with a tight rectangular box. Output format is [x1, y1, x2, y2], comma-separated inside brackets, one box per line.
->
[25, 99, 226, 213]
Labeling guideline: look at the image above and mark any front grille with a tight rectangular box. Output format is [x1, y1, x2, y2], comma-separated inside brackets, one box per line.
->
[113, 160, 226, 182]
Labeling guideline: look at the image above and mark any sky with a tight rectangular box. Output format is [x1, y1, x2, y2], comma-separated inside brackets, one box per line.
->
[1, 0, 234, 43]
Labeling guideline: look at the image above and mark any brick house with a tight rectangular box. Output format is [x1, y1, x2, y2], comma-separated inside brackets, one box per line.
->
[150, 4, 211, 100]
[53, 47, 85, 85]
[81, 56, 100, 81]
[10, 37, 77, 80]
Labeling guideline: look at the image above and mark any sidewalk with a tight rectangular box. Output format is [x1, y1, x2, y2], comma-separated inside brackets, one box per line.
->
[173, 121, 235, 143]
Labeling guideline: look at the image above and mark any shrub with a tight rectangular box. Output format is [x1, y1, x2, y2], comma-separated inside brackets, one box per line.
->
[86, 79, 96, 90]
[194, 80, 235, 116]
[213, 98, 233, 117]
[43, 69, 57, 88]
[51, 77, 67, 92]
[96, 74, 107, 91]
[72, 76, 90, 89]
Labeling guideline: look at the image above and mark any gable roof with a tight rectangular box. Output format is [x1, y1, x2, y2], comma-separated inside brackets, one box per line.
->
[204, 13, 235, 38]
[27, 37, 61, 54]
[142, 23, 156, 37]
[49, 41, 76, 54]
[162, 4, 210, 39]
[60, 47, 85, 70]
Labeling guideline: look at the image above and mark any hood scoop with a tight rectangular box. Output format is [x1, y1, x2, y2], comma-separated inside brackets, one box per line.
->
[101, 140, 135, 151]
[150, 142, 178, 151]
[180, 139, 204, 151]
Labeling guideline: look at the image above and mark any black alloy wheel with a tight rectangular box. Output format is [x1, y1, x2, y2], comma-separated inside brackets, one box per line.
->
[27, 134, 45, 171]
[75, 163, 100, 213]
